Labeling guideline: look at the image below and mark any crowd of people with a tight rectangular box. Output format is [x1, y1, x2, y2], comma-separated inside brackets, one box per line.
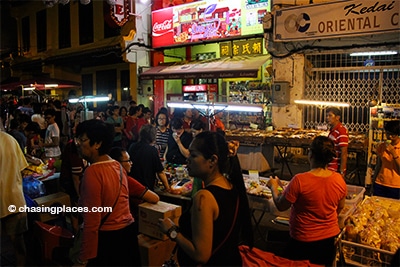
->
[1, 95, 399, 266]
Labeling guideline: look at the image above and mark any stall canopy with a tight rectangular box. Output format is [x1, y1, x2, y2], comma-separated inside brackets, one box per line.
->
[0, 77, 81, 91]
[140, 55, 271, 80]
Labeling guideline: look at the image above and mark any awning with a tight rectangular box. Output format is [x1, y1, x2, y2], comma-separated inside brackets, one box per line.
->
[0, 77, 81, 91]
[140, 55, 271, 80]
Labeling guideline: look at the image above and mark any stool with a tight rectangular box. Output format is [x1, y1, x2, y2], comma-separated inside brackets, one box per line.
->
[34, 220, 74, 264]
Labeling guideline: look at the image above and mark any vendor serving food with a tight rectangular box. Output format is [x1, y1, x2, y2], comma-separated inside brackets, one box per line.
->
[267, 136, 347, 266]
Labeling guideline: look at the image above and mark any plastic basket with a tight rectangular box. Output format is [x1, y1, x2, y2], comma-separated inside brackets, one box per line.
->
[340, 239, 395, 267]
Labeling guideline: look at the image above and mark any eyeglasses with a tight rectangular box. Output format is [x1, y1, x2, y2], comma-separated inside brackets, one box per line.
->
[120, 159, 132, 163]
[74, 137, 89, 145]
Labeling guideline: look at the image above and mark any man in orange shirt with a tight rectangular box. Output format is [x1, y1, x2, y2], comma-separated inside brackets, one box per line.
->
[211, 110, 225, 133]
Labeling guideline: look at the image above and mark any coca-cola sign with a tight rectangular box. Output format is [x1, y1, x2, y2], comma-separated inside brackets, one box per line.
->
[151, 0, 270, 48]
[152, 8, 174, 48]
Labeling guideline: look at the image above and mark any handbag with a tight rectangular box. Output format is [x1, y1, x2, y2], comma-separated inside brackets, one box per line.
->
[69, 165, 123, 264]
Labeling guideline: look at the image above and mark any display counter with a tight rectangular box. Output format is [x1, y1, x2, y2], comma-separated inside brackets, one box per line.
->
[226, 129, 368, 181]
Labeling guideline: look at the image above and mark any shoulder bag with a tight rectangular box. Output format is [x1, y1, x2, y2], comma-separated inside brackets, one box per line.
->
[69, 164, 123, 264]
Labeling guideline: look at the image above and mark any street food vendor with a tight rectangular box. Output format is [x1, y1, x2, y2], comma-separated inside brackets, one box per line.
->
[326, 107, 348, 177]
[267, 136, 346, 266]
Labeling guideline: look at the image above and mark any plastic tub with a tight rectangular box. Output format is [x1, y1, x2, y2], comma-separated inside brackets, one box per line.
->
[345, 185, 365, 208]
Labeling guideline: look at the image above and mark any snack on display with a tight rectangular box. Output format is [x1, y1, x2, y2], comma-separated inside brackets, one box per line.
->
[243, 176, 288, 198]
[344, 196, 400, 252]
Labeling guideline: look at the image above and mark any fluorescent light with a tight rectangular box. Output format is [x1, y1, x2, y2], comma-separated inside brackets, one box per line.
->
[84, 96, 110, 102]
[294, 100, 350, 107]
[69, 95, 110, 104]
[166, 101, 263, 112]
[350, 51, 398, 56]
[224, 105, 263, 112]
[23, 86, 36, 90]
[167, 103, 194, 109]
[45, 84, 58, 88]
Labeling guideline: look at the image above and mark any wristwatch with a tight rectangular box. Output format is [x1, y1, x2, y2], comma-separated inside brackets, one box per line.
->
[167, 225, 180, 241]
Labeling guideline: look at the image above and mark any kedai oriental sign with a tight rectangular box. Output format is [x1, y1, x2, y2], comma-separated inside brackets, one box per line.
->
[151, 0, 271, 48]
[274, 0, 399, 42]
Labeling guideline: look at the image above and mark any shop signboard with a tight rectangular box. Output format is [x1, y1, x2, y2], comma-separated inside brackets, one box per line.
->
[274, 0, 399, 42]
[220, 38, 264, 57]
[152, 0, 271, 48]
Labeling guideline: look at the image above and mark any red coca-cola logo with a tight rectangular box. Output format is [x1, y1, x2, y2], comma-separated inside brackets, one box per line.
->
[152, 20, 173, 36]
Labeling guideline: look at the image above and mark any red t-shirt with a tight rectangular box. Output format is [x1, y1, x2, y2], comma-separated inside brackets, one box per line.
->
[284, 171, 347, 242]
[328, 122, 348, 172]
[79, 160, 134, 260]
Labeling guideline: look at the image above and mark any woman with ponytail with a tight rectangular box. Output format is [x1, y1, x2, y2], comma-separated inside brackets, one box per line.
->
[267, 136, 347, 266]
[158, 131, 253, 266]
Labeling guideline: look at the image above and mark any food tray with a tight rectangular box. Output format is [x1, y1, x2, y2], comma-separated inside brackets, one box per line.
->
[340, 239, 395, 267]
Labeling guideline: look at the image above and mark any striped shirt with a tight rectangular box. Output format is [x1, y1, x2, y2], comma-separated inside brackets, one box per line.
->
[328, 122, 348, 172]
[156, 127, 171, 160]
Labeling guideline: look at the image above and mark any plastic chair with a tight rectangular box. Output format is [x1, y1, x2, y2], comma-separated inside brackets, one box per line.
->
[34, 220, 74, 264]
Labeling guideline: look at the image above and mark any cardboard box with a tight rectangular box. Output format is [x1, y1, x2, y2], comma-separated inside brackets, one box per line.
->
[138, 234, 176, 267]
[34, 192, 71, 222]
[138, 201, 182, 240]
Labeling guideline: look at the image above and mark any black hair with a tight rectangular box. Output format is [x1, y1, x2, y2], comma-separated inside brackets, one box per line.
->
[155, 111, 169, 126]
[139, 124, 156, 144]
[170, 117, 183, 130]
[190, 118, 206, 131]
[384, 120, 400, 135]
[191, 131, 254, 247]
[76, 119, 115, 156]
[25, 122, 41, 134]
[109, 147, 127, 162]
[9, 118, 19, 129]
[44, 108, 56, 117]
[128, 106, 139, 116]
[326, 107, 341, 117]
[310, 136, 336, 168]
[119, 106, 128, 116]
[18, 113, 31, 124]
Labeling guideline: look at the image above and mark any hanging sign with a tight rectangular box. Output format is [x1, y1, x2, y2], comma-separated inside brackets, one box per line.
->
[110, 0, 130, 27]
[274, 0, 399, 42]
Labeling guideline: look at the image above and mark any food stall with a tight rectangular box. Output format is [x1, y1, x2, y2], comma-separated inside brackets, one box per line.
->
[225, 128, 368, 181]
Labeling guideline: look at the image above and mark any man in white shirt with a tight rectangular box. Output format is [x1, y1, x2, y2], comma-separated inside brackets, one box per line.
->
[42, 108, 61, 159]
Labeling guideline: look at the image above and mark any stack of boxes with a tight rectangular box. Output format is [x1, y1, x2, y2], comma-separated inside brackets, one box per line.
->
[137, 201, 182, 266]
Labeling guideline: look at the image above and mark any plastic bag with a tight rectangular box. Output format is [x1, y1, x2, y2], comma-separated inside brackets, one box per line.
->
[23, 176, 46, 199]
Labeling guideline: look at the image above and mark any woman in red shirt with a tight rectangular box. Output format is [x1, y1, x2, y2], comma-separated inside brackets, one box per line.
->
[75, 119, 140, 266]
[268, 136, 346, 266]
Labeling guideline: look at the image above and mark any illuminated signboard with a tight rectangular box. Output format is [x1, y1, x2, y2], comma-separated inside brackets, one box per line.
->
[220, 38, 263, 57]
[152, 0, 270, 48]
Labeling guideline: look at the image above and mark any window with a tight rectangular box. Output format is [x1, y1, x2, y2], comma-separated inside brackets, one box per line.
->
[58, 3, 71, 49]
[120, 70, 130, 101]
[22, 16, 30, 53]
[79, 1, 94, 45]
[36, 9, 47, 52]
[303, 53, 400, 133]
